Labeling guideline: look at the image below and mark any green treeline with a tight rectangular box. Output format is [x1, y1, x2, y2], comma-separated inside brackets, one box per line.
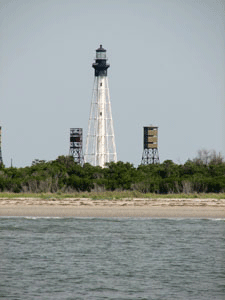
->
[0, 150, 224, 194]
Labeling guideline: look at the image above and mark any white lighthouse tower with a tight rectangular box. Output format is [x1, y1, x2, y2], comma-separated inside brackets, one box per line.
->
[84, 45, 117, 167]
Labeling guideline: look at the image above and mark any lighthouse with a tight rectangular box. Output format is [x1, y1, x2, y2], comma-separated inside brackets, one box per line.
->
[84, 45, 117, 167]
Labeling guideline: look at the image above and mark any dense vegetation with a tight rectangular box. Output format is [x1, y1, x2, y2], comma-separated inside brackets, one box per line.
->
[0, 150, 224, 194]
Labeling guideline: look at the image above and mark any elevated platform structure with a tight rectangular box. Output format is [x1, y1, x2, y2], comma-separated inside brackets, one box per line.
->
[141, 126, 160, 165]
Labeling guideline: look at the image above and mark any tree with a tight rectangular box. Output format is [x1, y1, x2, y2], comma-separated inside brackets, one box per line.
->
[192, 149, 224, 165]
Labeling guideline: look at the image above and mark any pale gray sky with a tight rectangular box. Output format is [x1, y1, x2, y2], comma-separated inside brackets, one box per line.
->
[0, 0, 224, 167]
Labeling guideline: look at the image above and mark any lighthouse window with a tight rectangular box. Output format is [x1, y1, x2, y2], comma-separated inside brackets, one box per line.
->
[96, 52, 106, 59]
[100, 112, 102, 116]
[100, 83, 102, 86]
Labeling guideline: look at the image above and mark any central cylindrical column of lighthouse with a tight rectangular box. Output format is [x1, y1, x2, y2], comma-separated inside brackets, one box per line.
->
[84, 45, 117, 167]
[97, 79, 105, 167]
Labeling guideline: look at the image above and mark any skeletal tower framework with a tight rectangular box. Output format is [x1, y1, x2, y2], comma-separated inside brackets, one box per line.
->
[141, 126, 160, 165]
[84, 45, 117, 167]
[0, 127, 3, 165]
[69, 128, 84, 165]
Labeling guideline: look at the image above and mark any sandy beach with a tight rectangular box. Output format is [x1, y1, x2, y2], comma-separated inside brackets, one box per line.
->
[0, 197, 224, 218]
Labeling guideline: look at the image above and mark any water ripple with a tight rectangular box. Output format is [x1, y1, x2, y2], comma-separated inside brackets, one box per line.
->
[0, 218, 224, 299]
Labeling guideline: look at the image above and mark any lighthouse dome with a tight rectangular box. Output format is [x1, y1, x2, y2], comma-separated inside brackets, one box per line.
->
[96, 44, 106, 52]
[96, 45, 107, 59]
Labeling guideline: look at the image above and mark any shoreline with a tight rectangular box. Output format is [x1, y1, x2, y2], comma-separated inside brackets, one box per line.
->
[0, 198, 224, 218]
[0, 206, 224, 218]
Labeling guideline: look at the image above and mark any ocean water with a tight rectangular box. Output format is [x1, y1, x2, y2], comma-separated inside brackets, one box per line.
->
[0, 217, 224, 300]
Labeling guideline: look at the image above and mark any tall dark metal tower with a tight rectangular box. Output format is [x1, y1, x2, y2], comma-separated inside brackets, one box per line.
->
[0, 127, 3, 165]
[141, 126, 160, 165]
[69, 128, 84, 165]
